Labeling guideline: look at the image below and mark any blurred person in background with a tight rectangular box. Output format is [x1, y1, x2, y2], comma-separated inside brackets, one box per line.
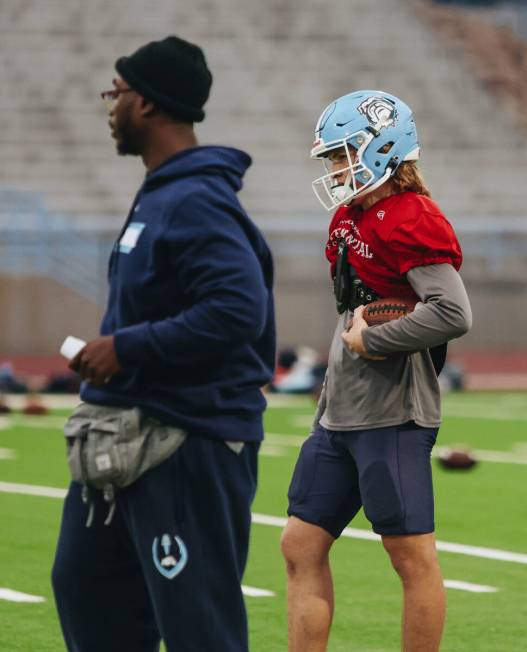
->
[281, 90, 472, 652]
[0, 361, 27, 393]
[51, 36, 275, 652]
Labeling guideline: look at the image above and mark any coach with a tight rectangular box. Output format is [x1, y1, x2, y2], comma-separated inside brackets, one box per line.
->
[52, 35, 275, 652]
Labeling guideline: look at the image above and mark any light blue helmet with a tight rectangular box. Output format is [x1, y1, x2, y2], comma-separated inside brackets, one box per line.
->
[311, 90, 420, 210]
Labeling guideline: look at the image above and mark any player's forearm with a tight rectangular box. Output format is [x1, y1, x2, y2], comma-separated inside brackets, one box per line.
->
[362, 264, 472, 356]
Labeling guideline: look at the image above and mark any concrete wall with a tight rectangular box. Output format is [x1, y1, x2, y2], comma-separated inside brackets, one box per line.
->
[0, 275, 102, 355]
[1, 268, 526, 356]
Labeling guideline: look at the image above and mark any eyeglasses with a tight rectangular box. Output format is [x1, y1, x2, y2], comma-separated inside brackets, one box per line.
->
[100, 85, 133, 111]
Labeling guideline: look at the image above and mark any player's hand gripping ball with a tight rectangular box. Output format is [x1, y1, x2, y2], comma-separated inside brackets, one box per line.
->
[363, 298, 417, 326]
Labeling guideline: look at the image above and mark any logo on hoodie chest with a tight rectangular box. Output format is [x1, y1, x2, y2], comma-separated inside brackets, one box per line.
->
[119, 222, 146, 254]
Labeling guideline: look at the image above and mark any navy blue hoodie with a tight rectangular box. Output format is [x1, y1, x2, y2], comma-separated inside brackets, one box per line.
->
[82, 146, 276, 442]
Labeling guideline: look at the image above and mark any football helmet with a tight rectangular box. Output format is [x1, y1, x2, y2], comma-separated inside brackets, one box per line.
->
[311, 90, 420, 210]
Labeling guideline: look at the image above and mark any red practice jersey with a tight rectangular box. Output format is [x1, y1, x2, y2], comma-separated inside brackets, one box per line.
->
[325, 192, 463, 300]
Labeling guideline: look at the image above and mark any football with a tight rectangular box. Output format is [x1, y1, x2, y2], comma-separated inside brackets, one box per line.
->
[363, 297, 417, 326]
[437, 447, 477, 470]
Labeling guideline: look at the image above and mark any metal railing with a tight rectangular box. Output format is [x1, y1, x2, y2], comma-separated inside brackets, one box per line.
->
[1, 190, 526, 305]
[0, 190, 120, 305]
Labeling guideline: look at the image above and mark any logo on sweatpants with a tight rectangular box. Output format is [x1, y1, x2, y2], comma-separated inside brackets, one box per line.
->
[152, 534, 188, 579]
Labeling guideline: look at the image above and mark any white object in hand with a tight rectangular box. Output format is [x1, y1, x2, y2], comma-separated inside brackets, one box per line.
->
[60, 336, 86, 360]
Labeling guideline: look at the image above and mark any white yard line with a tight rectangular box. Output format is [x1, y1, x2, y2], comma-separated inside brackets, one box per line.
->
[1, 481, 527, 566]
[265, 395, 313, 409]
[0, 584, 272, 603]
[2, 392, 527, 417]
[434, 448, 527, 465]
[5, 417, 527, 465]
[267, 435, 527, 465]
[260, 444, 289, 457]
[2, 395, 80, 410]
[291, 400, 527, 424]
[241, 586, 275, 597]
[0, 415, 67, 430]
[251, 514, 527, 565]
[442, 408, 527, 421]
[442, 394, 527, 421]
[265, 433, 307, 447]
[0, 588, 45, 603]
[433, 540, 527, 564]
[0, 481, 67, 499]
[444, 397, 527, 407]
[443, 580, 498, 593]
[290, 415, 315, 429]
[9, 417, 67, 430]
[0, 448, 16, 460]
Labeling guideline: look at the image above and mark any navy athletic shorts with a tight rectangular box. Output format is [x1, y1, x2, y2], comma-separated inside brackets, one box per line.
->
[287, 422, 438, 538]
[52, 435, 258, 652]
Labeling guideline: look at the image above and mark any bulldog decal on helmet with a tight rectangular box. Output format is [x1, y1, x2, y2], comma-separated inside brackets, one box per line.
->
[357, 96, 398, 130]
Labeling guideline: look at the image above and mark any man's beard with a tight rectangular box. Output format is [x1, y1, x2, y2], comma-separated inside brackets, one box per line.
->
[114, 122, 141, 156]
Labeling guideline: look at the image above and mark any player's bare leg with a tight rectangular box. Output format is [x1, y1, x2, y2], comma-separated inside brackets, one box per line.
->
[281, 516, 335, 652]
[382, 533, 446, 652]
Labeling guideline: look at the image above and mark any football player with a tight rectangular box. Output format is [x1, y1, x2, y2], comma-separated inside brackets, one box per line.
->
[281, 90, 472, 652]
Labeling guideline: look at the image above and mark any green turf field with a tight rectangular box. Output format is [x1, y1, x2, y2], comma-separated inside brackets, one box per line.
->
[1, 392, 527, 651]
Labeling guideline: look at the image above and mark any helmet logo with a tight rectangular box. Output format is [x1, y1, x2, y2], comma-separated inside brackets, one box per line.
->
[358, 96, 397, 130]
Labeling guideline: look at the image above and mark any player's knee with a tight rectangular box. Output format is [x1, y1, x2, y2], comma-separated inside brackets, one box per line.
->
[281, 520, 332, 576]
[280, 526, 302, 573]
[388, 552, 420, 581]
[383, 538, 438, 582]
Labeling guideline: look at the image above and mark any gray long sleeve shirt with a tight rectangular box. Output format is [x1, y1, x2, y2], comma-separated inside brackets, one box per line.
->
[319, 264, 472, 431]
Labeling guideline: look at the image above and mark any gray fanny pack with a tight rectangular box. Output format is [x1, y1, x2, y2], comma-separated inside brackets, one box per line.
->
[64, 403, 187, 527]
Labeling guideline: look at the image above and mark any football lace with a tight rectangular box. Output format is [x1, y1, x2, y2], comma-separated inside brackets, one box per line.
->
[367, 303, 408, 314]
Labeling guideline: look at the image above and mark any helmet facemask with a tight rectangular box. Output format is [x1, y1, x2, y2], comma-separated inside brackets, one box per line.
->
[312, 130, 393, 211]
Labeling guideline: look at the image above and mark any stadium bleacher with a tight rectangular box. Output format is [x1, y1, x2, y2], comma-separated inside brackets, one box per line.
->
[1, 0, 526, 218]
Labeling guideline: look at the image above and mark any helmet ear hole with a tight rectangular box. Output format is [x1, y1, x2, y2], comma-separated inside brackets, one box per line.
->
[378, 141, 394, 154]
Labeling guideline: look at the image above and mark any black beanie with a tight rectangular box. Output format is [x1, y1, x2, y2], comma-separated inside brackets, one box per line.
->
[115, 36, 212, 123]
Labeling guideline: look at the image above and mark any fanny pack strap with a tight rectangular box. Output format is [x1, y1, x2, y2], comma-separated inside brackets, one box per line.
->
[70, 422, 116, 528]
[72, 424, 96, 528]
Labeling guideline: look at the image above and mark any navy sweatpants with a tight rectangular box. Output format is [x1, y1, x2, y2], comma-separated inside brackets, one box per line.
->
[52, 435, 258, 652]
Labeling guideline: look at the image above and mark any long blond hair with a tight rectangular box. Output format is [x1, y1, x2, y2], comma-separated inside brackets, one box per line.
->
[390, 161, 431, 197]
